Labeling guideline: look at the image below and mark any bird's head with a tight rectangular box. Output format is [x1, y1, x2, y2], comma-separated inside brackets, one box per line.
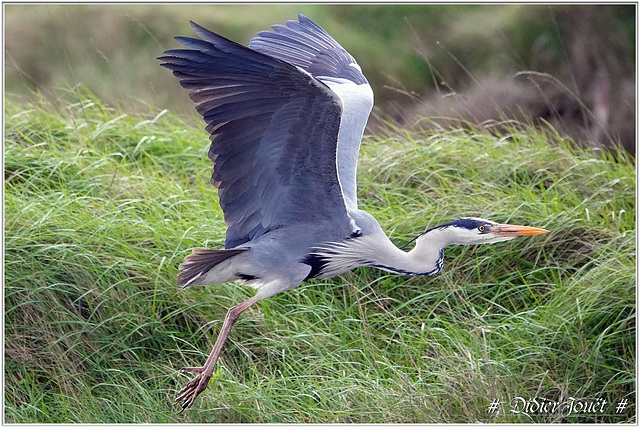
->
[418, 217, 548, 247]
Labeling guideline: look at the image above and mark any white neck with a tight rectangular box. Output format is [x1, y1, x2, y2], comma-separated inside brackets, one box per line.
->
[375, 230, 446, 276]
[313, 229, 448, 278]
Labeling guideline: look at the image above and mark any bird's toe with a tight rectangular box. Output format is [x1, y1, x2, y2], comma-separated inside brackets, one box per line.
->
[180, 366, 205, 373]
[175, 371, 212, 410]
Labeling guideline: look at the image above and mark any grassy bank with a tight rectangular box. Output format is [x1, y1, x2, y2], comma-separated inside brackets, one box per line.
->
[4, 92, 635, 423]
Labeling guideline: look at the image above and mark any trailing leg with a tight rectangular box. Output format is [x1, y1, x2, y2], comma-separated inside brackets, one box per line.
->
[175, 295, 259, 410]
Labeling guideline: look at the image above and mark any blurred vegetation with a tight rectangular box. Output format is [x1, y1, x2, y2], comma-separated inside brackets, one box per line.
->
[5, 5, 635, 121]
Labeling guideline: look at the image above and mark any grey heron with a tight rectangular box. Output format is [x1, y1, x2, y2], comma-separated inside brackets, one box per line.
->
[159, 15, 548, 410]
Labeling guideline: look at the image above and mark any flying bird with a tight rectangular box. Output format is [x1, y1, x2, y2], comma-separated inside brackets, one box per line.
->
[159, 14, 548, 410]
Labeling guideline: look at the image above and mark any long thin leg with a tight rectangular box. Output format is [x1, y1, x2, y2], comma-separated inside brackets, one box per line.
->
[175, 295, 259, 410]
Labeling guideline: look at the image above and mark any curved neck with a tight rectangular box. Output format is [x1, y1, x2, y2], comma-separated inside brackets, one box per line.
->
[372, 233, 445, 276]
[312, 229, 449, 278]
[357, 231, 447, 276]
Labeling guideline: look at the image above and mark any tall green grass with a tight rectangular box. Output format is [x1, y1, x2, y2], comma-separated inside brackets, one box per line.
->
[4, 91, 635, 423]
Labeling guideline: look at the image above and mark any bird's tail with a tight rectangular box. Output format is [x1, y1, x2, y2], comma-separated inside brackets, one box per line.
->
[177, 248, 248, 288]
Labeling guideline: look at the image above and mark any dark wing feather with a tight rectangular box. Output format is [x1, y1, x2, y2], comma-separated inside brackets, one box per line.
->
[249, 15, 372, 211]
[249, 14, 367, 84]
[159, 22, 354, 248]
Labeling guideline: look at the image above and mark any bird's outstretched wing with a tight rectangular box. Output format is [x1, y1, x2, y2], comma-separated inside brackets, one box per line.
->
[249, 14, 368, 85]
[249, 15, 373, 210]
[159, 21, 355, 248]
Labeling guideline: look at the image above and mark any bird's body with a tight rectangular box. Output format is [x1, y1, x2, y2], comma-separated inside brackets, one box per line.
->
[159, 15, 548, 410]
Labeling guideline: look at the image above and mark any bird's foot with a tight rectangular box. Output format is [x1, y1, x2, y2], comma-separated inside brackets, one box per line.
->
[175, 367, 212, 410]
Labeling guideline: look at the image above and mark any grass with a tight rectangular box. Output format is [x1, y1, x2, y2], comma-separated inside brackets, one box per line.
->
[4, 90, 635, 423]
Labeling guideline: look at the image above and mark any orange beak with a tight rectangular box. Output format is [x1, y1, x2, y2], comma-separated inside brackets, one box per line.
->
[492, 224, 549, 237]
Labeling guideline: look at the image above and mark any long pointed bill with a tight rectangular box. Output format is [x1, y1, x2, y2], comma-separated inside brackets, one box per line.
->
[492, 224, 549, 237]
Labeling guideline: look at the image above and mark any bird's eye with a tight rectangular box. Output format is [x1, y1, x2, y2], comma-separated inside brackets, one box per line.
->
[478, 225, 486, 232]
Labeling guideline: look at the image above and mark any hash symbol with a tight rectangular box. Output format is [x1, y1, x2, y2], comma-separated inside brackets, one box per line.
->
[487, 399, 500, 414]
[616, 398, 628, 413]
